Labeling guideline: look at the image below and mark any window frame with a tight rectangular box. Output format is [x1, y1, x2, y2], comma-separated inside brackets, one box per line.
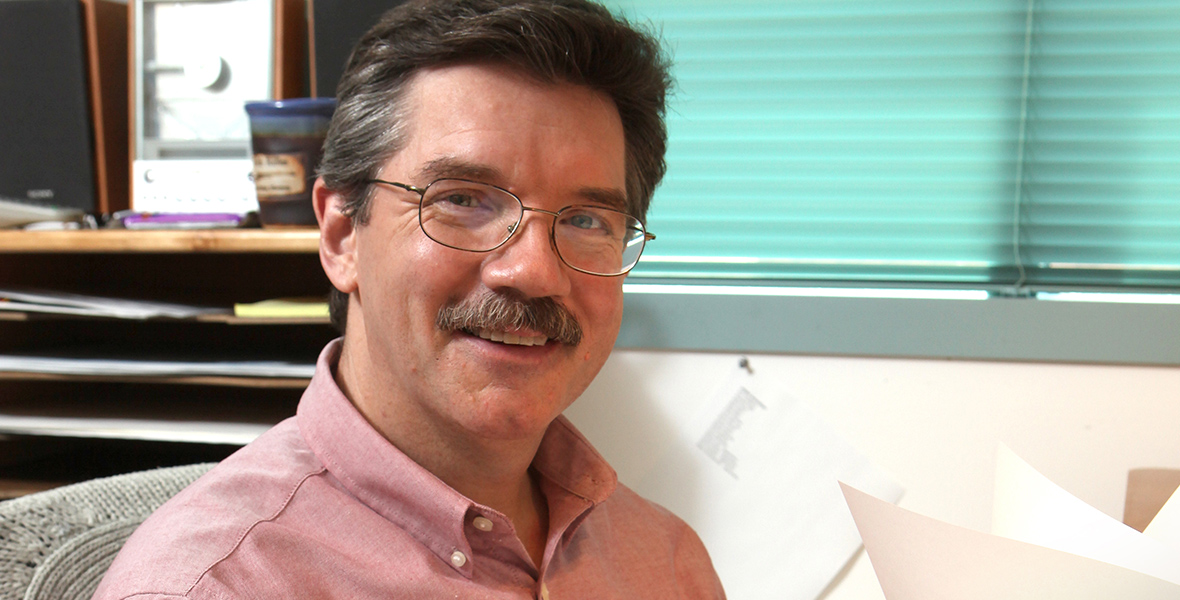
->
[617, 284, 1180, 366]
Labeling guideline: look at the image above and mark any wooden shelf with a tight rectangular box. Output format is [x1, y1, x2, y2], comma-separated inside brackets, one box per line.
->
[0, 226, 329, 489]
[0, 391, 292, 444]
[0, 478, 63, 500]
[0, 228, 320, 253]
[0, 380, 302, 447]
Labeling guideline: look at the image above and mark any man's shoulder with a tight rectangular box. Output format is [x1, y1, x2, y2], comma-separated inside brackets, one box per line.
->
[93, 418, 327, 599]
[571, 484, 726, 598]
[592, 482, 697, 542]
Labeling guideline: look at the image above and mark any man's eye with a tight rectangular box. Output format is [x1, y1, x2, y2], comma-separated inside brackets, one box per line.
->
[569, 214, 597, 229]
[565, 212, 605, 231]
[440, 192, 481, 208]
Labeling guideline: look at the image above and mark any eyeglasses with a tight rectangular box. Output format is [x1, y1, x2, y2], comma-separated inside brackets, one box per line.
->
[363, 178, 654, 277]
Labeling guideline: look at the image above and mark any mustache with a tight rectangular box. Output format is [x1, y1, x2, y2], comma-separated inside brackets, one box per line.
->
[436, 292, 583, 346]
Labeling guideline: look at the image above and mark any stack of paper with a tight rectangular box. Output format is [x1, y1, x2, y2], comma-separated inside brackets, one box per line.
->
[841, 444, 1180, 599]
[0, 355, 315, 379]
[0, 287, 227, 320]
[0, 415, 270, 445]
[0, 197, 83, 228]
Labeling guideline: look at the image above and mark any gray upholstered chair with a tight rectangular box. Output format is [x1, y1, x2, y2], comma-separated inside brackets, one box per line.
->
[0, 463, 215, 600]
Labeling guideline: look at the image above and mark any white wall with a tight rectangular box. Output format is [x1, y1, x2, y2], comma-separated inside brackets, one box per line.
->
[565, 349, 1180, 599]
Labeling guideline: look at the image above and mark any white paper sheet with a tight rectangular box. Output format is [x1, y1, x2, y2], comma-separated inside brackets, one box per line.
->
[841, 483, 1180, 600]
[991, 443, 1180, 585]
[633, 363, 903, 600]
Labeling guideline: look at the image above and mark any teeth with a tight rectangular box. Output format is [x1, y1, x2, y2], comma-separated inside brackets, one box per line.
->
[475, 329, 548, 346]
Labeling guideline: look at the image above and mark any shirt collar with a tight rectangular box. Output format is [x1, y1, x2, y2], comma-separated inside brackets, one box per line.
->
[297, 339, 619, 574]
[532, 416, 617, 505]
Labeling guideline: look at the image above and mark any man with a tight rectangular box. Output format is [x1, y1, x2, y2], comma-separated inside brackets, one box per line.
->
[95, 0, 724, 598]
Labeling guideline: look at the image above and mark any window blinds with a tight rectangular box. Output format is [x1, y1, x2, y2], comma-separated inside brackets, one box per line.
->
[607, 0, 1180, 292]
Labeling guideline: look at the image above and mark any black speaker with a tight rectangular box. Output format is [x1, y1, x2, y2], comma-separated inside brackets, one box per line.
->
[0, 0, 97, 212]
[309, 0, 407, 98]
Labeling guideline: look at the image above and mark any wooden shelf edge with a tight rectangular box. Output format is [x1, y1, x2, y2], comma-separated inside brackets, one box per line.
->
[0, 229, 321, 253]
[0, 478, 65, 500]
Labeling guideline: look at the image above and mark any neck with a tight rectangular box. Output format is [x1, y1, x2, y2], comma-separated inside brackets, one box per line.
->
[334, 334, 551, 567]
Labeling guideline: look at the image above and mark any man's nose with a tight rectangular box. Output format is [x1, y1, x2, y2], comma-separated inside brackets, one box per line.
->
[480, 211, 571, 299]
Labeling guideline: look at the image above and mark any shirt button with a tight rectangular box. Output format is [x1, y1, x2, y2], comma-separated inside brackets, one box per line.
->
[450, 550, 468, 568]
[473, 516, 494, 532]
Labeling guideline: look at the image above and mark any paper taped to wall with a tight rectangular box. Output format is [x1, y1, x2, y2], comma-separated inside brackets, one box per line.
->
[633, 362, 904, 600]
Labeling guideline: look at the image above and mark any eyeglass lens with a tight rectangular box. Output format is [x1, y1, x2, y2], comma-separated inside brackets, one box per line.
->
[417, 179, 647, 276]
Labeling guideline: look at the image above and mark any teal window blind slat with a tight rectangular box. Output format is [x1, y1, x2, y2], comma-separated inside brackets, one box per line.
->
[1023, 0, 1180, 285]
[606, 0, 1180, 291]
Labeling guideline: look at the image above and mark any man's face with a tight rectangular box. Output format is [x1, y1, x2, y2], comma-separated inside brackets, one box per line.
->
[343, 62, 628, 444]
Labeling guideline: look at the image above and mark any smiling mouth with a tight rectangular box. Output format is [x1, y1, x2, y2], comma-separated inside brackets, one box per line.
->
[471, 328, 549, 347]
[438, 291, 582, 346]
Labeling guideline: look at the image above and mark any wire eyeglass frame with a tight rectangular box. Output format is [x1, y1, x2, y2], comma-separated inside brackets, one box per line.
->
[363, 177, 654, 277]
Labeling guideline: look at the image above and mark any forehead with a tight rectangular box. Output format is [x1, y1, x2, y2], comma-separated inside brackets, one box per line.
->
[387, 62, 627, 205]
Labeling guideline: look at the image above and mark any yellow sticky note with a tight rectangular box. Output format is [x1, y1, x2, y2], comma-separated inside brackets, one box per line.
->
[233, 297, 329, 319]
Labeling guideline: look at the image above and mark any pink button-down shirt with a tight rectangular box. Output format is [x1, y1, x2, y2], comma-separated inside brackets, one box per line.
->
[94, 341, 725, 599]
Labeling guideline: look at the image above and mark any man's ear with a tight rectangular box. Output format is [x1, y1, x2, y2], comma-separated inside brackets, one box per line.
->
[314, 178, 359, 295]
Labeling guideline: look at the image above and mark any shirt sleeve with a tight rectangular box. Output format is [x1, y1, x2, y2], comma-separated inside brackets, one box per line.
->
[674, 521, 728, 599]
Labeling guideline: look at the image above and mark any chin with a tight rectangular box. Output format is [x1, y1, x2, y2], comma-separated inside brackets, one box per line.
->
[460, 393, 567, 442]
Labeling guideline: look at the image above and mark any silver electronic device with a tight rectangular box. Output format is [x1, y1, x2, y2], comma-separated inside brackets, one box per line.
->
[132, 0, 276, 213]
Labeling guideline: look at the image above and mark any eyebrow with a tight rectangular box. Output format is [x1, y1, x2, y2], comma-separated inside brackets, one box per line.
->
[576, 186, 628, 213]
[416, 157, 506, 185]
[417, 156, 629, 212]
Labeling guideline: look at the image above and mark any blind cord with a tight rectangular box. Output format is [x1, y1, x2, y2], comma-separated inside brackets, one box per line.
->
[1010, 0, 1036, 294]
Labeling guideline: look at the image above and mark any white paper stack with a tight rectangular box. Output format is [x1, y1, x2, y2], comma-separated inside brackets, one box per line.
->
[841, 444, 1180, 599]
[0, 355, 315, 379]
[0, 287, 228, 320]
